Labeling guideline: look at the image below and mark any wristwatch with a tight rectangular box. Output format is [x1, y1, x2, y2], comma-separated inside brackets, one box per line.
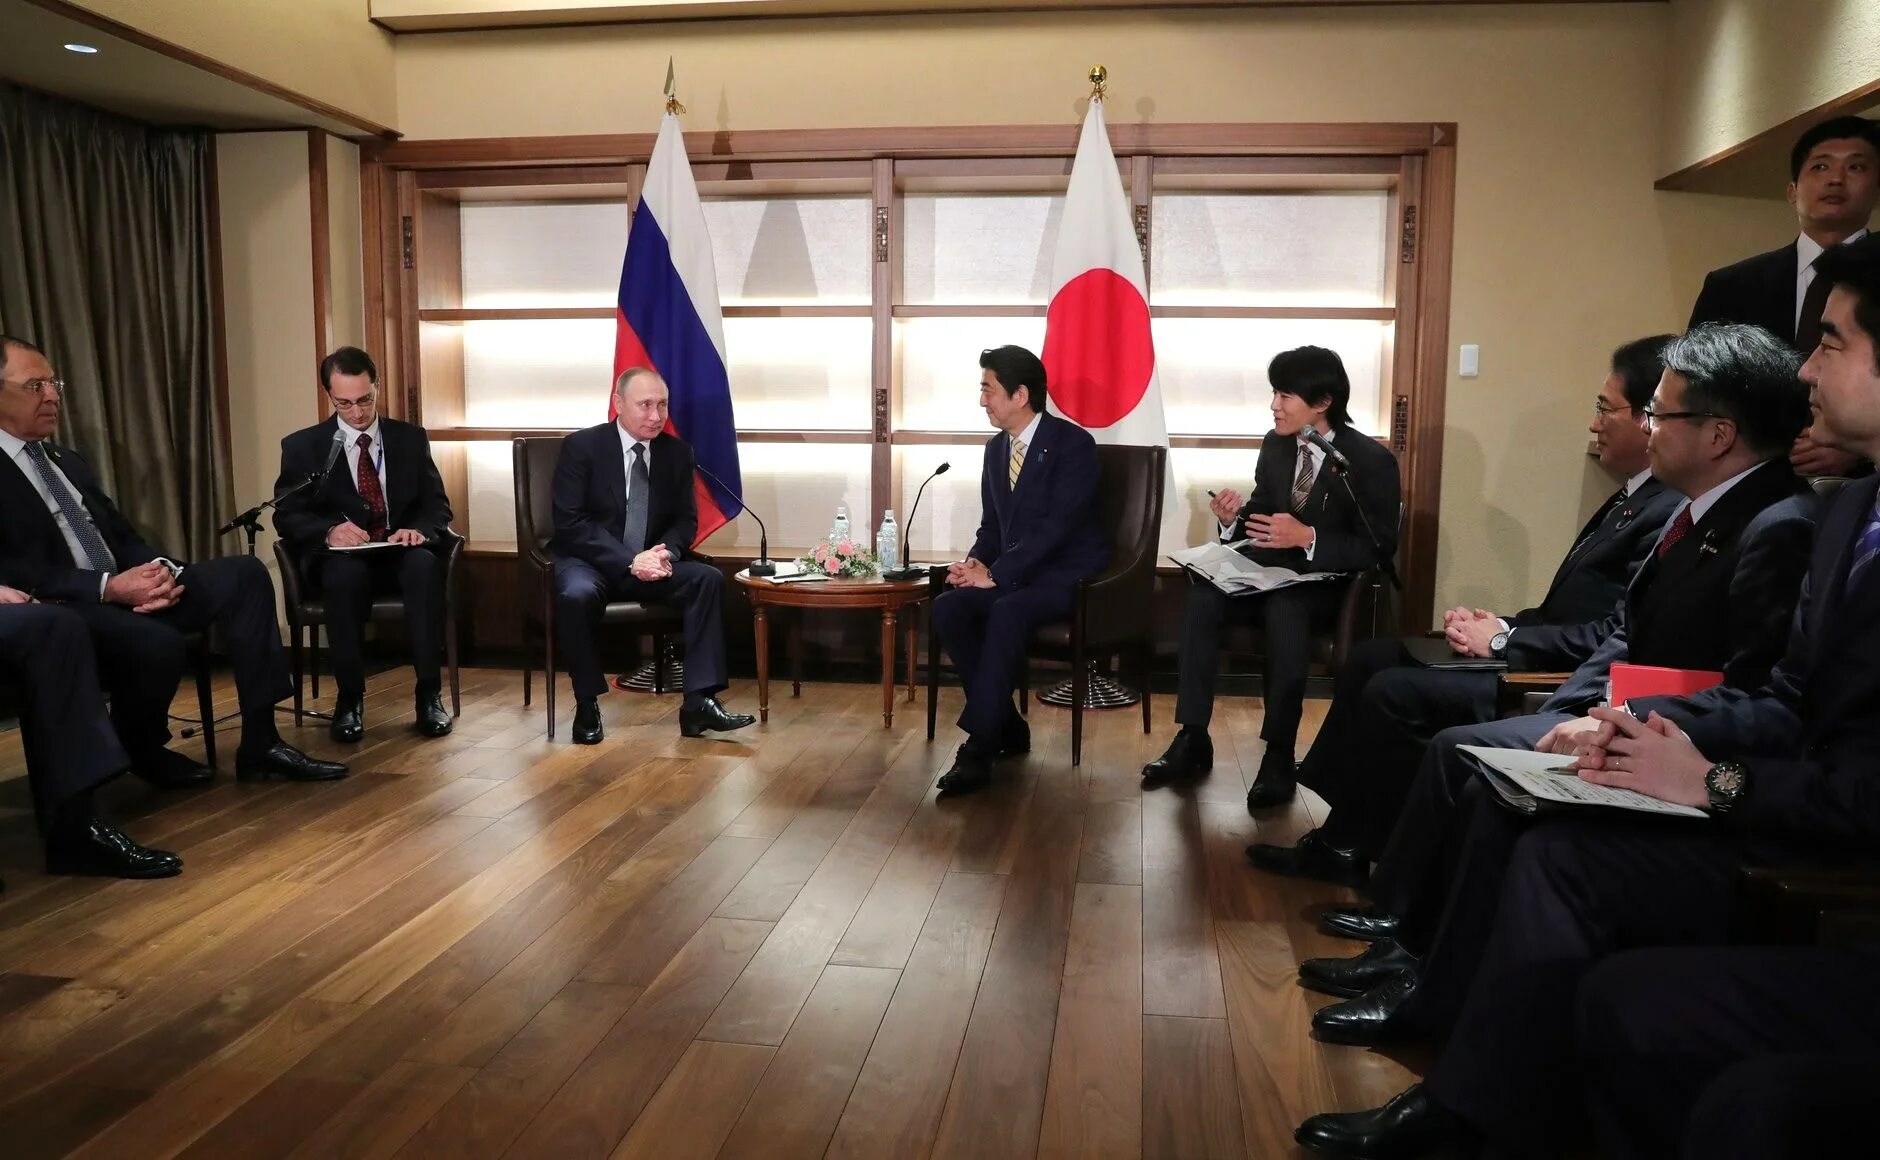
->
[1489, 630, 1510, 659]
[1704, 760, 1749, 813]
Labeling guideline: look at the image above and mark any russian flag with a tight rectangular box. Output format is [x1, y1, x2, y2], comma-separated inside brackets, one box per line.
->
[612, 112, 741, 542]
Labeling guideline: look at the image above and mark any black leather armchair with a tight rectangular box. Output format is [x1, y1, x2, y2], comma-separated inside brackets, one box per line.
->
[513, 436, 685, 739]
[927, 443, 1166, 766]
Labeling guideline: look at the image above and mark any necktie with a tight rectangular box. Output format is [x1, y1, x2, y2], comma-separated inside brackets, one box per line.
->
[1008, 438, 1027, 489]
[22, 442, 115, 571]
[355, 433, 388, 540]
[1656, 505, 1694, 558]
[1565, 488, 1626, 560]
[1845, 494, 1880, 588]
[1797, 266, 1835, 353]
[623, 442, 650, 553]
[1291, 444, 1315, 513]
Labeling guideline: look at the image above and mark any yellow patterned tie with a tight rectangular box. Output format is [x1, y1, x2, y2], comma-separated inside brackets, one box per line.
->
[1008, 437, 1027, 488]
[1291, 443, 1314, 513]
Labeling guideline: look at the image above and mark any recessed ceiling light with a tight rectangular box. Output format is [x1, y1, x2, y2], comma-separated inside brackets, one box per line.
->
[63, 43, 100, 55]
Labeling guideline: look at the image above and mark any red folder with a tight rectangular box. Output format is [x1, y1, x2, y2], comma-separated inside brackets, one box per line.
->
[1608, 663, 1724, 707]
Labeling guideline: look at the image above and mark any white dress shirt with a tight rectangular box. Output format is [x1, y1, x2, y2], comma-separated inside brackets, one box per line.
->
[1664, 460, 1764, 540]
[341, 418, 387, 498]
[1796, 228, 1871, 331]
[1625, 467, 1652, 496]
[0, 428, 116, 592]
[616, 421, 654, 503]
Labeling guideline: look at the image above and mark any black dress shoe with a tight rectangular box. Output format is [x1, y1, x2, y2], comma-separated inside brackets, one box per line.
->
[1295, 1084, 1470, 1159]
[236, 742, 348, 783]
[1246, 827, 1369, 888]
[1299, 938, 1418, 1000]
[1141, 730, 1213, 782]
[936, 746, 993, 796]
[133, 749, 214, 789]
[414, 689, 453, 738]
[46, 820, 183, 879]
[1320, 903, 1402, 943]
[1246, 750, 1297, 811]
[329, 697, 364, 744]
[995, 722, 1031, 759]
[679, 696, 757, 738]
[1311, 971, 1421, 1046]
[572, 699, 604, 745]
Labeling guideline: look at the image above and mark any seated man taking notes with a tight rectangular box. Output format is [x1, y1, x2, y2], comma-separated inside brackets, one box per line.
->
[929, 345, 1107, 796]
[550, 366, 754, 745]
[273, 347, 454, 743]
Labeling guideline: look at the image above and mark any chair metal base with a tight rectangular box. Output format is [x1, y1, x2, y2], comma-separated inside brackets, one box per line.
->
[613, 661, 683, 693]
[1036, 667, 1142, 709]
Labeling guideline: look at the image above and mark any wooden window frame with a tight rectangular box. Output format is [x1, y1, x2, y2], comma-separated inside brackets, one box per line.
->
[361, 121, 1455, 628]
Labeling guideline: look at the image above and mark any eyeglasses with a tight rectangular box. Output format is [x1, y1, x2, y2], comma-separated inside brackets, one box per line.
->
[331, 393, 376, 412]
[1640, 406, 1723, 426]
[1592, 399, 1634, 417]
[0, 377, 64, 396]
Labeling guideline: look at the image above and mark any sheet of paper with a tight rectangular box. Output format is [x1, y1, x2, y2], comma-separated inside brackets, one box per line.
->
[1167, 541, 1345, 594]
[1458, 745, 1707, 819]
[324, 541, 408, 553]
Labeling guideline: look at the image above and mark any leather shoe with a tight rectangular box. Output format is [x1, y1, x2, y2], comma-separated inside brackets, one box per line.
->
[415, 688, 453, 737]
[1141, 730, 1213, 782]
[936, 746, 993, 796]
[679, 696, 757, 738]
[1320, 903, 1401, 943]
[572, 699, 604, 745]
[329, 697, 364, 744]
[1245, 749, 1297, 811]
[1294, 1084, 1470, 1159]
[996, 721, 1031, 759]
[1299, 938, 1418, 1000]
[1245, 827, 1368, 889]
[133, 749, 214, 789]
[236, 741, 348, 783]
[1311, 971, 1420, 1046]
[46, 819, 182, 879]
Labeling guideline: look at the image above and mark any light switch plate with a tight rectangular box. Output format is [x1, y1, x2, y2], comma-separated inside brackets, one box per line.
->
[1459, 344, 1480, 377]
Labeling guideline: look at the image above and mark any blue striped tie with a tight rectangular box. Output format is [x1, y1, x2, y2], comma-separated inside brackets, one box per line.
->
[23, 442, 116, 571]
[1847, 493, 1880, 588]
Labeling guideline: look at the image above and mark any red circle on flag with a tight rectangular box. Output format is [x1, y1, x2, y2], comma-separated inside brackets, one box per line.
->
[1042, 268, 1154, 430]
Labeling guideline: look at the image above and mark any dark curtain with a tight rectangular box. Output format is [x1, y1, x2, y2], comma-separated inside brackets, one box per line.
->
[0, 81, 230, 561]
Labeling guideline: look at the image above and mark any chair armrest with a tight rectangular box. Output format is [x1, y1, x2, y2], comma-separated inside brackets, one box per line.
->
[1495, 670, 1570, 717]
[1738, 863, 1880, 946]
[271, 539, 305, 613]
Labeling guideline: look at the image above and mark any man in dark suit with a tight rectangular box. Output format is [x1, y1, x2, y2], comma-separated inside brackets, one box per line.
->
[273, 347, 454, 742]
[1141, 345, 1401, 809]
[1248, 335, 1679, 888]
[0, 335, 345, 789]
[1690, 115, 1877, 477]
[1287, 245, 1880, 1155]
[930, 345, 1107, 795]
[551, 366, 753, 745]
[1293, 322, 1817, 1063]
[1577, 945, 1880, 1160]
[1, 588, 180, 878]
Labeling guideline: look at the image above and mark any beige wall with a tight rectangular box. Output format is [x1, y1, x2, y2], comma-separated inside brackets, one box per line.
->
[390, 3, 1797, 620]
[1663, 0, 1880, 176]
[68, 0, 397, 131]
[216, 132, 318, 582]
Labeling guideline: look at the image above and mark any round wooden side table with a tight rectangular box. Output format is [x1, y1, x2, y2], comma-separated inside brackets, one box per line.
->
[735, 570, 931, 728]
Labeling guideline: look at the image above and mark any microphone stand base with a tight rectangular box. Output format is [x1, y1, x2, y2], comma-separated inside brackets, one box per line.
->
[746, 560, 777, 578]
[879, 566, 925, 581]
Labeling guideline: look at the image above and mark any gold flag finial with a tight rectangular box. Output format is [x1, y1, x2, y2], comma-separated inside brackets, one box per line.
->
[1088, 65, 1108, 101]
[664, 57, 686, 115]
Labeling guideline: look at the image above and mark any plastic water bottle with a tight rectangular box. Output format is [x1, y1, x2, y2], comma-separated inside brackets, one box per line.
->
[876, 510, 899, 568]
[832, 504, 850, 543]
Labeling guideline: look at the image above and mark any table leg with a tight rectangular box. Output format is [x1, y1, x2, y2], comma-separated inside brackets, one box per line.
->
[880, 606, 897, 729]
[753, 605, 771, 724]
[905, 607, 917, 703]
[790, 610, 802, 698]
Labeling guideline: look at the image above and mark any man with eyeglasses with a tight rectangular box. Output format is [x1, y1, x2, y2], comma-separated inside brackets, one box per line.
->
[1248, 336, 1680, 892]
[273, 347, 454, 742]
[0, 336, 345, 827]
[1291, 321, 1821, 1157]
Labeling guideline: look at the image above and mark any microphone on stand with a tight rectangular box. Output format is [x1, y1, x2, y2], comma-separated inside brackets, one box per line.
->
[882, 461, 949, 581]
[694, 462, 777, 577]
[1301, 425, 1352, 475]
[316, 427, 347, 482]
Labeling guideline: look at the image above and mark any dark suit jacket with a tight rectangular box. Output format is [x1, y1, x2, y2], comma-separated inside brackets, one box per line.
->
[1518, 457, 1817, 712]
[550, 424, 698, 588]
[0, 441, 161, 603]
[967, 411, 1108, 590]
[1229, 426, 1401, 574]
[1689, 242, 1799, 347]
[272, 416, 452, 557]
[1505, 477, 1680, 636]
[1661, 475, 1880, 850]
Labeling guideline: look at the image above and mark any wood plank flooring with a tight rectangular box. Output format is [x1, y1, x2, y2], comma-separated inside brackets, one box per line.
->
[0, 668, 1422, 1158]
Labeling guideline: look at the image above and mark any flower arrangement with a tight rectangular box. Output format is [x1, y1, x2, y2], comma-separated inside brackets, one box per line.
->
[800, 536, 879, 578]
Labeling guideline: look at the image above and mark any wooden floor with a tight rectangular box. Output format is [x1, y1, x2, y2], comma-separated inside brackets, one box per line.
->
[0, 667, 1423, 1159]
